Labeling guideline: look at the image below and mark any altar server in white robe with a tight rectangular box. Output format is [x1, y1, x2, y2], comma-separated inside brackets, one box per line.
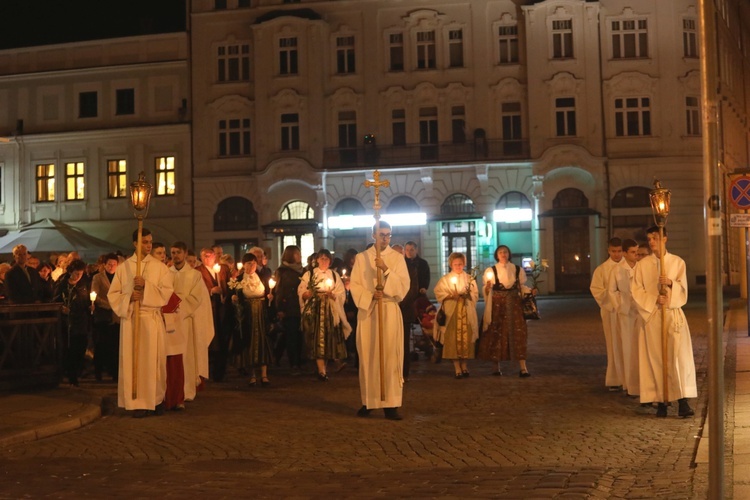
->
[109, 228, 174, 417]
[607, 239, 641, 396]
[350, 221, 411, 420]
[170, 242, 214, 402]
[631, 226, 696, 418]
[590, 237, 624, 390]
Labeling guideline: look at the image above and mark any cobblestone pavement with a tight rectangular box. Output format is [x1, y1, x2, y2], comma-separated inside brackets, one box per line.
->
[0, 296, 711, 498]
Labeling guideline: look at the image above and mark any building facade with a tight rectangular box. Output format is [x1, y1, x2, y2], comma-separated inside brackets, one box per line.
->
[0, 33, 192, 256]
[0, 0, 748, 293]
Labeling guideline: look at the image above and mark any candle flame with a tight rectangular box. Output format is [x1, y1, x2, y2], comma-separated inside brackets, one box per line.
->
[212, 263, 221, 273]
[90, 291, 97, 302]
[268, 278, 276, 289]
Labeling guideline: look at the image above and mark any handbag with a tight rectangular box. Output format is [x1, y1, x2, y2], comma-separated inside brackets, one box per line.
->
[521, 292, 540, 320]
[436, 307, 446, 326]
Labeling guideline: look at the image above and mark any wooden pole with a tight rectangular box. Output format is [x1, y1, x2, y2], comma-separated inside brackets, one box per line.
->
[658, 226, 668, 404]
[132, 216, 143, 400]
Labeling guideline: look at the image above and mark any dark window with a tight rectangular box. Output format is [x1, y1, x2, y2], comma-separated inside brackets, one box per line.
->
[214, 0, 227, 9]
[116, 88, 135, 115]
[214, 197, 258, 231]
[555, 97, 576, 137]
[389, 33, 404, 71]
[615, 97, 651, 137]
[499, 25, 519, 64]
[448, 29, 464, 68]
[416, 31, 436, 69]
[392, 109, 406, 146]
[552, 20, 573, 59]
[611, 187, 651, 208]
[219, 118, 251, 157]
[336, 36, 356, 74]
[501, 102, 522, 154]
[79, 91, 98, 118]
[279, 37, 298, 75]
[451, 106, 466, 144]
[281, 113, 299, 151]
[419, 107, 438, 160]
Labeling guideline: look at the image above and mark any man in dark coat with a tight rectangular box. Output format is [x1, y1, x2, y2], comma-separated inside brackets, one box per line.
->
[5, 244, 47, 304]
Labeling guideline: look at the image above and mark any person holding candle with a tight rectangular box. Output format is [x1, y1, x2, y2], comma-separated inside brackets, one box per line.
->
[298, 249, 351, 381]
[197, 247, 229, 382]
[91, 253, 121, 382]
[232, 252, 272, 386]
[433, 253, 479, 379]
[478, 245, 533, 377]
[53, 258, 92, 387]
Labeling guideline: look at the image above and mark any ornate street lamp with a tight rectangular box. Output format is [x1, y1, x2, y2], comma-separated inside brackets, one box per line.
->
[128, 171, 153, 399]
[649, 179, 671, 404]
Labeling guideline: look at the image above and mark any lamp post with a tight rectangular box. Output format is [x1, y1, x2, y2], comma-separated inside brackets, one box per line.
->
[129, 171, 153, 400]
[649, 179, 671, 404]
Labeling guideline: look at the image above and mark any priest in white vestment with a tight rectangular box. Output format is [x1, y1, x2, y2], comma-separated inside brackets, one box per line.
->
[170, 242, 214, 403]
[607, 239, 641, 396]
[350, 222, 411, 420]
[589, 238, 624, 390]
[109, 229, 174, 417]
[631, 226, 696, 418]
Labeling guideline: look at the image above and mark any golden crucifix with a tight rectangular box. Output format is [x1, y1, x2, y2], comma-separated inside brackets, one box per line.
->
[364, 170, 390, 401]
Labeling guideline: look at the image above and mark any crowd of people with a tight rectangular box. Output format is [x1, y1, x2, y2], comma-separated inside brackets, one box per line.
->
[590, 228, 697, 419]
[0, 221, 695, 421]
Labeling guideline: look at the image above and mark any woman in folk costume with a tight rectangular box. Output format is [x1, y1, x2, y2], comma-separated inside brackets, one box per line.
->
[298, 249, 351, 381]
[478, 245, 533, 377]
[433, 252, 479, 379]
[232, 252, 272, 387]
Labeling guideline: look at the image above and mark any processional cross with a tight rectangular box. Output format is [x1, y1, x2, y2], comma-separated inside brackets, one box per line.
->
[363, 170, 390, 401]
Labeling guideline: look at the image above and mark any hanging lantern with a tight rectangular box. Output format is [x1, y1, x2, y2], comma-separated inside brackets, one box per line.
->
[649, 179, 671, 227]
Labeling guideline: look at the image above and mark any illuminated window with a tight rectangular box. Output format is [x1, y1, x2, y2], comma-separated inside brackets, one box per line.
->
[155, 156, 176, 196]
[35, 163, 55, 202]
[65, 162, 85, 201]
[107, 159, 127, 198]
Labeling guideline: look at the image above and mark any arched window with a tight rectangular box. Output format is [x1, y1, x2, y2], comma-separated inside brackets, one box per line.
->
[496, 191, 532, 230]
[214, 196, 258, 231]
[611, 186, 651, 208]
[441, 193, 476, 215]
[386, 195, 420, 213]
[611, 186, 652, 242]
[281, 200, 314, 220]
[333, 197, 365, 216]
[553, 188, 588, 209]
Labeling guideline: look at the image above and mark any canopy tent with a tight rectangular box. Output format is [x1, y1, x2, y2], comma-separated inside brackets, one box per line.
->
[0, 219, 127, 260]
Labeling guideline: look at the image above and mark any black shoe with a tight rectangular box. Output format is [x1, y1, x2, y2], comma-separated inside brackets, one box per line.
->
[248, 377, 257, 387]
[678, 398, 694, 418]
[154, 402, 165, 416]
[132, 409, 149, 419]
[261, 377, 270, 387]
[656, 403, 668, 418]
[492, 370, 503, 376]
[317, 372, 329, 382]
[462, 370, 470, 378]
[519, 370, 531, 378]
[384, 407, 403, 421]
[356, 405, 371, 417]
[455, 373, 463, 379]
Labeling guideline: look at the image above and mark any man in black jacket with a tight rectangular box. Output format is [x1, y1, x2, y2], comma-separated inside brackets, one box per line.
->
[5, 244, 47, 304]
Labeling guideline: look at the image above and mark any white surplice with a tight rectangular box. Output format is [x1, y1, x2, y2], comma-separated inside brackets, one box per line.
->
[607, 259, 640, 395]
[109, 254, 174, 411]
[631, 252, 697, 403]
[590, 257, 622, 387]
[350, 245, 410, 410]
[171, 264, 214, 401]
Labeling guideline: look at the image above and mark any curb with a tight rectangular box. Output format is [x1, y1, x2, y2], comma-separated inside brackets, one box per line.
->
[0, 400, 102, 448]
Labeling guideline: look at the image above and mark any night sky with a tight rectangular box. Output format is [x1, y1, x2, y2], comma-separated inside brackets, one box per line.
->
[1, 0, 186, 50]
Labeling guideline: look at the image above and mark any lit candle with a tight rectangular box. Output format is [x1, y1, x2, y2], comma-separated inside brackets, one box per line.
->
[485, 271, 493, 282]
[325, 278, 333, 291]
[237, 262, 243, 271]
[212, 263, 221, 273]
[268, 277, 276, 289]
[342, 269, 347, 277]
[450, 275, 458, 292]
[90, 291, 97, 303]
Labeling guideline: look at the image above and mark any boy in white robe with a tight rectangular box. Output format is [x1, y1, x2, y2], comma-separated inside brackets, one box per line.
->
[590, 237, 624, 390]
[350, 221, 411, 420]
[631, 226, 696, 418]
[109, 228, 174, 418]
[607, 239, 641, 396]
[170, 242, 214, 403]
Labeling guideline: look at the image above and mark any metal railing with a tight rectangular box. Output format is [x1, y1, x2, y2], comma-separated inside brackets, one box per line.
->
[323, 139, 530, 169]
[0, 303, 63, 391]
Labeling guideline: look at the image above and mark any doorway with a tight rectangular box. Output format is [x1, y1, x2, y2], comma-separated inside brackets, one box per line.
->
[553, 216, 590, 292]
